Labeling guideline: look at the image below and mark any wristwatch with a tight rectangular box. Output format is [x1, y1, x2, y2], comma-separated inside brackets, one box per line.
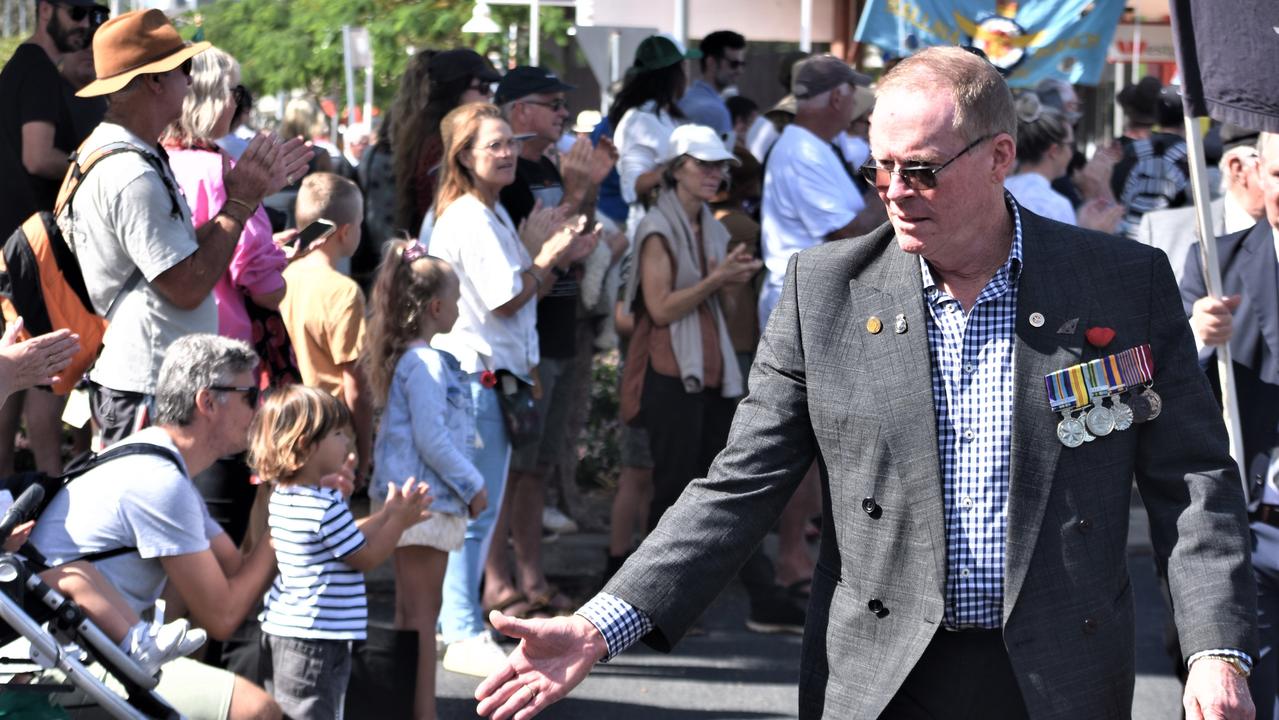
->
[1201, 654, 1251, 678]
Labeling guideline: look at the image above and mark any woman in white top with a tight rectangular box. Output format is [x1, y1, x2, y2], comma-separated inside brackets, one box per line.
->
[428, 103, 589, 675]
[610, 35, 697, 238]
[1004, 91, 1078, 226]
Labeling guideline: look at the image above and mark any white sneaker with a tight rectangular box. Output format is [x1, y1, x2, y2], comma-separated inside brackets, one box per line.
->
[442, 632, 508, 677]
[124, 603, 208, 677]
[542, 506, 579, 535]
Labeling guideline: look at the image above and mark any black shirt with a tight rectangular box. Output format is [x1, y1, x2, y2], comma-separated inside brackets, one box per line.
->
[499, 156, 579, 359]
[0, 44, 79, 238]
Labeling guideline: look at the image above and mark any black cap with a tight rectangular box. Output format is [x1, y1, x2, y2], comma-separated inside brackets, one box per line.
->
[429, 48, 501, 85]
[494, 66, 575, 105]
[1117, 76, 1162, 125]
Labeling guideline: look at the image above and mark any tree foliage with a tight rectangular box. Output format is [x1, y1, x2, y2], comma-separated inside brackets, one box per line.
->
[187, 0, 574, 111]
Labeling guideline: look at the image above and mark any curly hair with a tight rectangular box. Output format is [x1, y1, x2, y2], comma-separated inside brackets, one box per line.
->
[246, 385, 352, 485]
[391, 50, 482, 232]
[362, 239, 456, 405]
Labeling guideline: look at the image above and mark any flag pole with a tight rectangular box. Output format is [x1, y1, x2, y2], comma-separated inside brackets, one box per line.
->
[1184, 113, 1248, 491]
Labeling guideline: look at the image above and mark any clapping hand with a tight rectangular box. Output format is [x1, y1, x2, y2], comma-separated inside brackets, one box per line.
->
[708, 243, 763, 289]
[319, 453, 357, 498]
[475, 611, 609, 720]
[518, 200, 572, 255]
[0, 317, 79, 396]
[383, 476, 432, 527]
[224, 132, 315, 207]
[1076, 198, 1125, 234]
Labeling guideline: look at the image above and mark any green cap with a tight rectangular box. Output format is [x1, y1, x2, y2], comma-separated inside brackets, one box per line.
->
[633, 34, 701, 73]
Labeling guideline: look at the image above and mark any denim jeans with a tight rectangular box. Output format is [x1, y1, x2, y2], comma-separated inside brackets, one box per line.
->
[439, 376, 510, 644]
[260, 634, 352, 720]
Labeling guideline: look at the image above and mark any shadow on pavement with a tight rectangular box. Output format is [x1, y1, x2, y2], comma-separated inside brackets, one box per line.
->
[438, 696, 790, 719]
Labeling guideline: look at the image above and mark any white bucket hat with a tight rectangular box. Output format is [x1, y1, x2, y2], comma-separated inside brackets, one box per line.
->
[666, 124, 739, 164]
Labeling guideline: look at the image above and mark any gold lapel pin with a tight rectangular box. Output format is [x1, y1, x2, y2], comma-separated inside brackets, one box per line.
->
[866, 316, 883, 334]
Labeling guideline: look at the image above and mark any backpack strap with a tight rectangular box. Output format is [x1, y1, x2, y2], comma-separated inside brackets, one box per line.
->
[55, 141, 184, 219]
[24, 442, 187, 570]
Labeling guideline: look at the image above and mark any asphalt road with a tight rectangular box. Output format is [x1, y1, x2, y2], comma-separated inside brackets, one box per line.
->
[426, 496, 1185, 719]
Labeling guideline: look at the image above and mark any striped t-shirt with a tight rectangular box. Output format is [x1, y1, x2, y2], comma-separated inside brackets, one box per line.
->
[260, 484, 368, 640]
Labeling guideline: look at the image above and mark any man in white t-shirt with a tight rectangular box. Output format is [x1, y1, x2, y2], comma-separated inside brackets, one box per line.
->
[25, 335, 283, 719]
[61, 10, 309, 445]
[759, 55, 882, 330]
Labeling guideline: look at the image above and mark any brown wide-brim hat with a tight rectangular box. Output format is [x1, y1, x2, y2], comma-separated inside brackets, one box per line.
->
[77, 8, 210, 98]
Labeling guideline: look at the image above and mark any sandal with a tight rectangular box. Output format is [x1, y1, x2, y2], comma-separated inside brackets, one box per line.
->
[526, 585, 574, 616]
[482, 589, 526, 615]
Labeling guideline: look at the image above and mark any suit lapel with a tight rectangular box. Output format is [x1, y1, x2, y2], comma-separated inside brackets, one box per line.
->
[1003, 215, 1089, 622]
[852, 242, 947, 597]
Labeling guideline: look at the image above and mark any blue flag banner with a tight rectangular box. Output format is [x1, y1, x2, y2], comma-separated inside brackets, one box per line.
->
[855, 0, 1125, 87]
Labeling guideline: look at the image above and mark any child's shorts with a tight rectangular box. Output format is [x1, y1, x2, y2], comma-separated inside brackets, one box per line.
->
[373, 498, 467, 552]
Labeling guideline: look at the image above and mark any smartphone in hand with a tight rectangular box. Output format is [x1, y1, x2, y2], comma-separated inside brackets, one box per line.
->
[292, 218, 336, 253]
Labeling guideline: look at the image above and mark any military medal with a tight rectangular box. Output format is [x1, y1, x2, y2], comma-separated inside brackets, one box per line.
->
[1099, 354, 1134, 431]
[1081, 362, 1115, 437]
[1119, 344, 1160, 423]
[1045, 365, 1091, 448]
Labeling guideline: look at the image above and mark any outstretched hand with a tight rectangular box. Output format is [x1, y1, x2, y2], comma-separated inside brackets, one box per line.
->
[0, 317, 79, 397]
[475, 610, 609, 720]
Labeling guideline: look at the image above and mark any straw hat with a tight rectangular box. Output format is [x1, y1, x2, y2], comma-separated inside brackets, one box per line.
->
[77, 9, 211, 98]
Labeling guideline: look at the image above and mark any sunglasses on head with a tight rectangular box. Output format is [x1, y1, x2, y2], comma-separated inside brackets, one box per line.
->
[860, 134, 993, 191]
[209, 384, 260, 408]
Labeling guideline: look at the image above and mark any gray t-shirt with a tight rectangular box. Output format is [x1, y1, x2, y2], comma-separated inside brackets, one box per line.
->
[29, 427, 223, 614]
[57, 122, 216, 395]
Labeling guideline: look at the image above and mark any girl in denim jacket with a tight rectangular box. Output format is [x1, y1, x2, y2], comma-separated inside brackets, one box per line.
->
[365, 240, 488, 720]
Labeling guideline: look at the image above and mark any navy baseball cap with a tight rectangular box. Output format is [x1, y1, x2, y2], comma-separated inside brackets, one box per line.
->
[494, 66, 575, 105]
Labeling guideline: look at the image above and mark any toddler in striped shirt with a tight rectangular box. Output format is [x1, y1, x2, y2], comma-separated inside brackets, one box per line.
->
[246, 385, 431, 720]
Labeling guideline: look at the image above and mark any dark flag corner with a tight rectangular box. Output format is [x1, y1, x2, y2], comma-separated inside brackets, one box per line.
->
[1171, 0, 1279, 132]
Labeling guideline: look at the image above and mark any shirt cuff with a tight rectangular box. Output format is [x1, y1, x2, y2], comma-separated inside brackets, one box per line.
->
[575, 592, 653, 662]
[1187, 648, 1253, 674]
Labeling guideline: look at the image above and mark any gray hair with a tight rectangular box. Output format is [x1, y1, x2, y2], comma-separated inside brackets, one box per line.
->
[154, 334, 258, 426]
[1219, 144, 1259, 194]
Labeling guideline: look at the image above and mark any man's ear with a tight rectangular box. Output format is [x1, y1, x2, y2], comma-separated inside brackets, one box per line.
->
[990, 132, 1018, 181]
[195, 387, 217, 415]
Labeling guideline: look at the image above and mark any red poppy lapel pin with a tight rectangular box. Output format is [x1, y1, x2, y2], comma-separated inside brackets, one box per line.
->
[1085, 326, 1116, 349]
[480, 370, 498, 388]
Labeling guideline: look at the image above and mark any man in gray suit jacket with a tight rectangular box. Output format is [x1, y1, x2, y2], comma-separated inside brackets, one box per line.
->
[475, 48, 1257, 720]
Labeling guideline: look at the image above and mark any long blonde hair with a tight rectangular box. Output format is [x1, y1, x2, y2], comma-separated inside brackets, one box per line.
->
[434, 103, 506, 217]
[362, 239, 456, 405]
[160, 46, 239, 145]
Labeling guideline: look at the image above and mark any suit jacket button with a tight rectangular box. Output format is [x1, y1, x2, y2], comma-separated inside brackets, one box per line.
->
[1083, 617, 1098, 634]
[1077, 518, 1092, 533]
[862, 498, 881, 518]
[868, 599, 888, 617]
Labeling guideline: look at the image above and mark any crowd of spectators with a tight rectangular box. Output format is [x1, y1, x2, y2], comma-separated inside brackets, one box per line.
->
[0, 3, 1264, 719]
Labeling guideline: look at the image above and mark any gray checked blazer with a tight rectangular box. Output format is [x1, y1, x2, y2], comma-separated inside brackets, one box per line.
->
[604, 207, 1257, 719]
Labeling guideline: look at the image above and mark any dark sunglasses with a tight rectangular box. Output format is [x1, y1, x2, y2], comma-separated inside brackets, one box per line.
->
[56, 2, 91, 22]
[521, 98, 569, 112]
[725, 59, 746, 69]
[209, 384, 260, 408]
[468, 80, 494, 96]
[860, 135, 993, 191]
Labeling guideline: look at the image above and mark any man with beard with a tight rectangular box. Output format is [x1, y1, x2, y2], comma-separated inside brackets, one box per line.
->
[0, 0, 96, 480]
[0, 0, 95, 238]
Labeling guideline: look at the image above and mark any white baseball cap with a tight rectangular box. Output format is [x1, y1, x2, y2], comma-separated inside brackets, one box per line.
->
[666, 124, 739, 164]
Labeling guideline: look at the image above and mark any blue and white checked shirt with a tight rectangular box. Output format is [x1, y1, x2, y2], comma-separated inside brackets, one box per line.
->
[925, 195, 1022, 629]
[577, 196, 1249, 669]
